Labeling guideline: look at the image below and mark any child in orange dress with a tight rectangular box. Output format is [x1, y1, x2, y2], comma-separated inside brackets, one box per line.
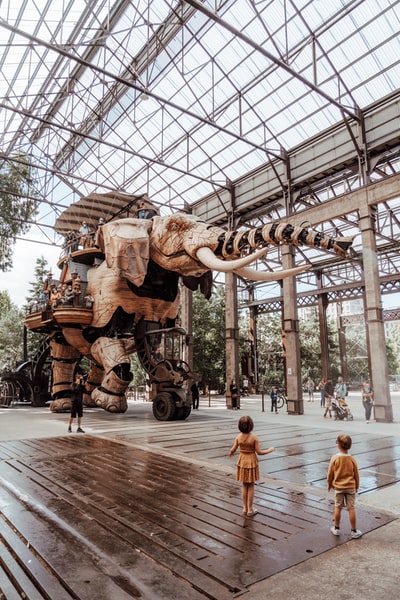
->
[228, 415, 275, 516]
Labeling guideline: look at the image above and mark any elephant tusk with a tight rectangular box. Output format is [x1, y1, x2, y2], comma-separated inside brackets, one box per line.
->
[196, 246, 269, 272]
[234, 264, 311, 281]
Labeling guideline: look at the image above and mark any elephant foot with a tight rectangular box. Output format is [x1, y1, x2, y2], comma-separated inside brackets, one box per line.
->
[92, 388, 128, 413]
[50, 397, 72, 412]
[83, 392, 97, 408]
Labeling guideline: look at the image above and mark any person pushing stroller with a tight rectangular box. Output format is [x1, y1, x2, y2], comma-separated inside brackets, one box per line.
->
[332, 377, 353, 420]
[331, 396, 354, 421]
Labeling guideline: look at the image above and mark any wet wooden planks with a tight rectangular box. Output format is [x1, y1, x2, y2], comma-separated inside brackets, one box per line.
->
[0, 435, 393, 600]
[101, 409, 400, 492]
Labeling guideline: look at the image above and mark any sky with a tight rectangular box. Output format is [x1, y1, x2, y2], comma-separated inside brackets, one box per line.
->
[1, 235, 61, 308]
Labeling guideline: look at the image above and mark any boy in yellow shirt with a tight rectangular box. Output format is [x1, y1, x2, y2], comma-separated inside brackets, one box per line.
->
[327, 433, 362, 538]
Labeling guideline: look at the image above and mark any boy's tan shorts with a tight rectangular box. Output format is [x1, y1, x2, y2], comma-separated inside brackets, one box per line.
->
[334, 489, 356, 509]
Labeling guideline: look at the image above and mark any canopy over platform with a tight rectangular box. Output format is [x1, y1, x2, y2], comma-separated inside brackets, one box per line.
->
[54, 191, 153, 236]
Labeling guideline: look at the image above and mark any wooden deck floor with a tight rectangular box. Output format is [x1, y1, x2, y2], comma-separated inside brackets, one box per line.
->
[0, 402, 397, 599]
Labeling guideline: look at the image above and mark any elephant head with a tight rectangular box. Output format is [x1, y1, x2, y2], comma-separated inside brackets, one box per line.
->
[95, 213, 353, 287]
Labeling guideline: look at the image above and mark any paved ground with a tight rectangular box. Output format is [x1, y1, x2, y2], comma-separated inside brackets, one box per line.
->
[0, 392, 399, 599]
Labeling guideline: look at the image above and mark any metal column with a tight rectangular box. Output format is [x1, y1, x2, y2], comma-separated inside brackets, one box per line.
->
[359, 205, 393, 422]
[282, 246, 303, 415]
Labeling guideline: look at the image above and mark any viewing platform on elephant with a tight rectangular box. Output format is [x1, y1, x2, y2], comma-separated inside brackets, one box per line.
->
[52, 306, 93, 326]
[57, 245, 105, 268]
[25, 306, 56, 333]
[25, 305, 94, 332]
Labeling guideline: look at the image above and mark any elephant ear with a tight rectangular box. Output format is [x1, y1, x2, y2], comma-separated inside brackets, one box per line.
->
[182, 271, 213, 300]
[96, 218, 151, 286]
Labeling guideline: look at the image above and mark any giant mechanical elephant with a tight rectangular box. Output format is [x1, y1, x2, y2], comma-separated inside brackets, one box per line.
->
[26, 212, 352, 421]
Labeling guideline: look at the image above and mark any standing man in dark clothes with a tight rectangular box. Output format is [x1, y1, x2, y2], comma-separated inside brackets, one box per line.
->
[323, 378, 334, 418]
[191, 382, 199, 410]
[68, 374, 85, 433]
[230, 380, 239, 410]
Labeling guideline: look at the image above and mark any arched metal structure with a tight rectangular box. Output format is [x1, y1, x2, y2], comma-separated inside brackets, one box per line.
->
[0, 1, 399, 265]
[1, 1, 400, 421]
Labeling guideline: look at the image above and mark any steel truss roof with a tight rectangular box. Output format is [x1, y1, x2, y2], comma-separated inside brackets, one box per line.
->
[0, 0, 400, 299]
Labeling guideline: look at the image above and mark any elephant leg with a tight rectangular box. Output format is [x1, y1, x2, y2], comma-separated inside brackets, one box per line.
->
[90, 337, 134, 413]
[92, 367, 131, 413]
[83, 361, 104, 407]
[49, 335, 81, 412]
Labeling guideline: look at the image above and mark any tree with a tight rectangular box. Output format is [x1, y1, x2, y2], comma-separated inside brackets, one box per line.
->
[192, 286, 226, 391]
[129, 354, 147, 389]
[238, 305, 341, 390]
[385, 339, 399, 378]
[0, 154, 39, 271]
[24, 256, 51, 359]
[0, 290, 12, 315]
[0, 291, 24, 369]
[385, 322, 400, 381]
[298, 307, 340, 383]
[25, 256, 51, 304]
[248, 311, 284, 388]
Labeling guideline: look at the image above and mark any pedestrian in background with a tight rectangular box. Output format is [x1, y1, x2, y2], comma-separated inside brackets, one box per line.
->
[191, 381, 199, 410]
[307, 377, 315, 402]
[335, 375, 351, 415]
[361, 379, 374, 423]
[334, 375, 347, 402]
[270, 386, 278, 413]
[230, 380, 239, 410]
[323, 378, 334, 418]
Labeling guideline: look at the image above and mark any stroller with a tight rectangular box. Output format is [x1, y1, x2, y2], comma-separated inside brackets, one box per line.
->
[331, 396, 354, 421]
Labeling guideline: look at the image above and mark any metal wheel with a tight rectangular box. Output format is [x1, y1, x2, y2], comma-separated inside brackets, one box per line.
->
[174, 404, 192, 420]
[0, 381, 18, 407]
[152, 392, 176, 421]
[276, 394, 286, 409]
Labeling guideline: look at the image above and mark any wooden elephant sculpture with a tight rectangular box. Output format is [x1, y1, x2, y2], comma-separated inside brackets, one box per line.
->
[25, 211, 352, 421]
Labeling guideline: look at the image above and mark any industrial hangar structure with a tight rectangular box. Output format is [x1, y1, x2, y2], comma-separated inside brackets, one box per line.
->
[1, 1, 400, 419]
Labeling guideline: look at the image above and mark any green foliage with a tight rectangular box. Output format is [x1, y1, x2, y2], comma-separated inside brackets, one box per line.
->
[0, 154, 39, 271]
[192, 286, 226, 391]
[384, 322, 400, 377]
[0, 291, 24, 368]
[0, 290, 12, 315]
[345, 321, 399, 381]
[26, 256, 51, 305]
[193, 293, 399, 393]
[249, 311, 284, 388]
[343, 322, 368, 382]
[343, 318, 393, 383]
[129, 353, 146, 387]
[298, 307, 339, 383]
[241, 306, 341, 389]
[24, 256, 50, 359]
[386, 338, 400, 377]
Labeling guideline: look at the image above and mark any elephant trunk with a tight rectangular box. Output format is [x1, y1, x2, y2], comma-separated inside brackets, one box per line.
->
[217, 222, 353, 259]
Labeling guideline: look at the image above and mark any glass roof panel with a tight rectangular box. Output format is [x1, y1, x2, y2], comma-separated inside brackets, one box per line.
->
[0, 0, 399, 301]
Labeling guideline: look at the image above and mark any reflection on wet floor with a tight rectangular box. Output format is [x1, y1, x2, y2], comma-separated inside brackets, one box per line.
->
[0, 402, 398, 599]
